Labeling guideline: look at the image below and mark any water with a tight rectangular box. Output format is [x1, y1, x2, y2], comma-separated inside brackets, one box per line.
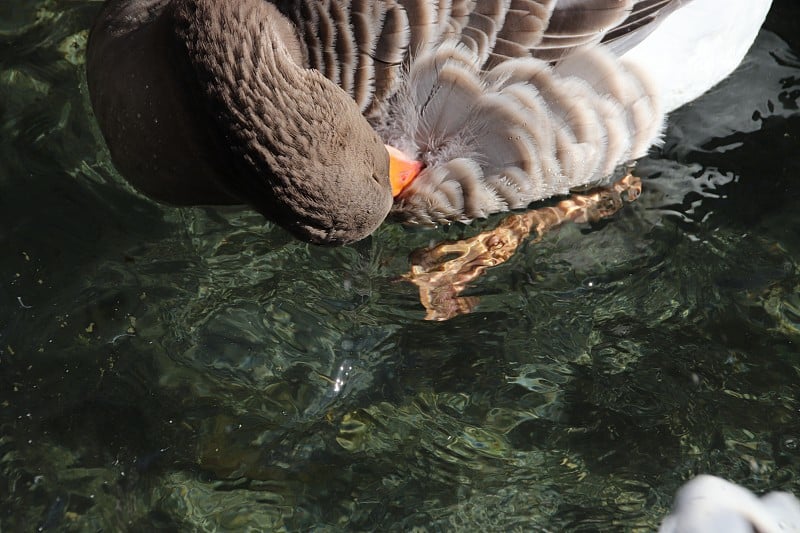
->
[1, 2, 799, 530]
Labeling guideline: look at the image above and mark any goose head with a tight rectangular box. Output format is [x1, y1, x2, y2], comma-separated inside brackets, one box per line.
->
[234, 94, 397, 246]
[171, 0, 428, 245]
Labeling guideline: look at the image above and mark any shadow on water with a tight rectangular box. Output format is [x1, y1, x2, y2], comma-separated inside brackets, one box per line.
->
[1, 1, 800, 530]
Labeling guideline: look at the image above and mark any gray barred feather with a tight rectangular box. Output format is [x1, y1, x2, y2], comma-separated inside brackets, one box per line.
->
[272, 0, 677, 223]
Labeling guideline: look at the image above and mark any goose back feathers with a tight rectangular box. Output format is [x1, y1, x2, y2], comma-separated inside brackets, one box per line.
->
[87, 0, 770, 243]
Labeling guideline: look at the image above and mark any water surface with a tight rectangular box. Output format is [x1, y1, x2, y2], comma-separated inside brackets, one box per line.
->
[1, 2, 799, 530]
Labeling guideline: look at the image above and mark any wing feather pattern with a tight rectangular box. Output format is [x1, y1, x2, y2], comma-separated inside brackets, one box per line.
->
[271, 0, 684, 223]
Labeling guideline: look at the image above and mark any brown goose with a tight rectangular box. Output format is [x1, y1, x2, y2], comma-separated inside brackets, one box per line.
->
[86, 0, 772, 244]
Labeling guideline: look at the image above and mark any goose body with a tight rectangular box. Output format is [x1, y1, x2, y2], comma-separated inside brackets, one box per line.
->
[87, 0, 772, 244]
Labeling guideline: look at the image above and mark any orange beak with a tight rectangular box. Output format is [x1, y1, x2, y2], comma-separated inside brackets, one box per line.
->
[386, 145, 423, 197]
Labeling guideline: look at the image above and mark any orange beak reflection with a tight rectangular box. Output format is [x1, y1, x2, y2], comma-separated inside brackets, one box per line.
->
[386, 145, 423, 197]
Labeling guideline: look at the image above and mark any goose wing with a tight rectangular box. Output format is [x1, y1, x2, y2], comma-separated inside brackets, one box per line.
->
[272, 0, 689, 222]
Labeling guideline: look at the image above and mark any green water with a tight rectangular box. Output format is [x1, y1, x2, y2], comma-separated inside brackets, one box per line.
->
[1, 1, 799, 530]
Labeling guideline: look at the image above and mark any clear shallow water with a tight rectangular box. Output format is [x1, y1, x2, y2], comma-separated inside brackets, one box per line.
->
[1, 1, 799, 530]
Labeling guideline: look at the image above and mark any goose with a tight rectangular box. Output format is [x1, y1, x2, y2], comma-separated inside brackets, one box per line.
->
[660, 475, 800, 533]
[86, 0, 773, 245]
